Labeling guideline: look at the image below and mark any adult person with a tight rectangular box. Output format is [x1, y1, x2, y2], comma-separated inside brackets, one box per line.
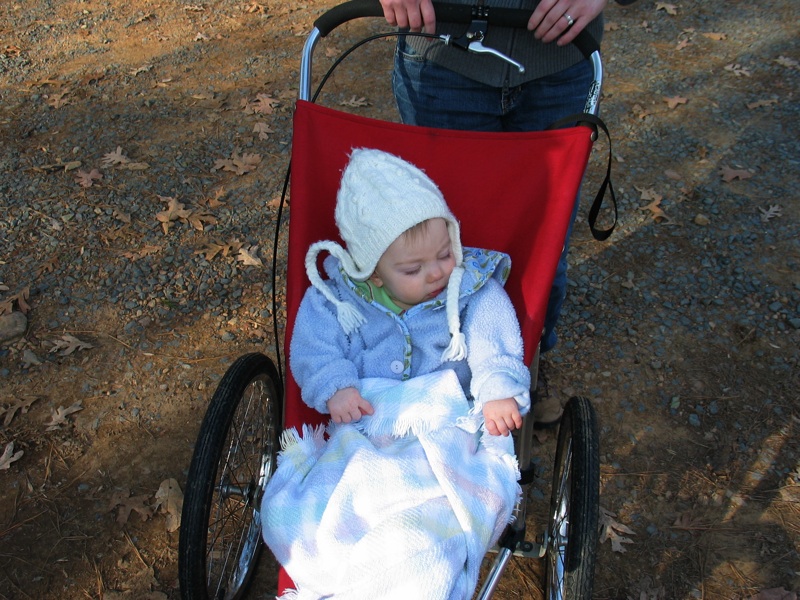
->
[379, 0, 609, 425]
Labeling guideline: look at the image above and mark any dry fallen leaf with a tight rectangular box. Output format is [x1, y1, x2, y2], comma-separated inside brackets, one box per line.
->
[101, 146, 131, 167]
[154, 478, 183, 532]
[655, 2, 677, 15]
[631, 103, 652, 119]
[130, 64, 153, 76]
[246, 2, 266, 14]
[45, 401, 84, 431]
[664, 95, 688, 109]
[340, 95, 370, 108]
[242, 93, 279, 115]
[724, 63, 751, 77]
[47, 89, 71, 109]
[599, 507, 636, 552]
[117, 161, 150, 170]
[775, 56, 799, 69]
[36, 256, 61, 278]
[746, 98, 778, 110]
[37, 160, 81, 173]
[0, 442, 24, 470]
[701, 32, 727, 40]
[253, 121, 274, 140]
[122, 244, 162, 260]
[237, 245, 263, 267]
[758, 205, 782, 223]
[109, 489, 153, 525]
[187, 210, 217, 231]
[156, 196, 192, 234]
[641, 198, 670, 222]
[213, 151, 262, 175]
[201, 189, 227, 209]
[720, 165, 754, 182]
[75, 168, 103, 188]
[49, 334, 94, 356]
[1, 396, 40, 427]
[636, 187, 669, 222]
[0, 286, 31, 316]
[636, 187, 662, 202]
[195, 240, 243, 261]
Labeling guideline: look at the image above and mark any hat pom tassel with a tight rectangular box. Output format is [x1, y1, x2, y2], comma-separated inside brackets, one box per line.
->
[336, 301, 366, 335]
[441, 332, 467, 362]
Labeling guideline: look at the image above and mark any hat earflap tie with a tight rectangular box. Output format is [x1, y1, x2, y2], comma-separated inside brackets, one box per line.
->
[305, 241, 366, 335]
[440, 266, 467, 362]
[335, 301, 366, 335]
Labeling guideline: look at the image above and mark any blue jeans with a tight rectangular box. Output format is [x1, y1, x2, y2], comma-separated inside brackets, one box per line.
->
[392, 43, 592, 353]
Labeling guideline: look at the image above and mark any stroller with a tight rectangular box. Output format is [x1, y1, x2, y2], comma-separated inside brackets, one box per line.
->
[178, 1, 615, 597]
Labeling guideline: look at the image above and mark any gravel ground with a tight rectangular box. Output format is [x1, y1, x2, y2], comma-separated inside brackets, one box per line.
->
[1, 0, 799, 598]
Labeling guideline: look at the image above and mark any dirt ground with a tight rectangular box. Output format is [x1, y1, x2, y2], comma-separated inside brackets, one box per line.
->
[1, 0, 798, 599]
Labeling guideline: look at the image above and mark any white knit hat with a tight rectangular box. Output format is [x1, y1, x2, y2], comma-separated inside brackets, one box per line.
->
[305, 148, 468, 361]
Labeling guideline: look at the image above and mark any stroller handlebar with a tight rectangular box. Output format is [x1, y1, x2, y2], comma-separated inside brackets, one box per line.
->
[313, 0, 600, 59]
[301, 0, 603, 112]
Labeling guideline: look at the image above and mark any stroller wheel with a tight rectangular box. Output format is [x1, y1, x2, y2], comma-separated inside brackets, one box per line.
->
[179, 352, 283, 600]
[545, 396, 600, 600]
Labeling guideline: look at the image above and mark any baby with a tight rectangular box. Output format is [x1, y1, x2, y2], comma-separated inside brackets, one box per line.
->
[290, 148, 530, 435]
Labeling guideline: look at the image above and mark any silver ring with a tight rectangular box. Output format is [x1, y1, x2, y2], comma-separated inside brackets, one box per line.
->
[563, 13, 574, 26]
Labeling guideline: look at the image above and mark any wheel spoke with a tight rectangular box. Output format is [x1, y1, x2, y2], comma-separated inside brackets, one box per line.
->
[204, 373, 277, 598]
[543, 397, 600, 600]
[179, 353, 282, 600]
[548, 438, 572, 599]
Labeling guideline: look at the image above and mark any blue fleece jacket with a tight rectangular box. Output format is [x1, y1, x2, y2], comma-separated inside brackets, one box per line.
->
[290, 247, 531, 415]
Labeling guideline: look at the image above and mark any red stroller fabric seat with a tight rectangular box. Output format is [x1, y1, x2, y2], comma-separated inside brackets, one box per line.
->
[284, 99, 592, 429]
[278, 98, 594, 595]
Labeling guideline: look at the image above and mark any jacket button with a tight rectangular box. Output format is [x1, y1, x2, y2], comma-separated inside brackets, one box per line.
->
[390, 360, 404, 374]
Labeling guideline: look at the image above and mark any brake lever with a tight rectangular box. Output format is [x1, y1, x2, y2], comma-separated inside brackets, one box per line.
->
[440, 12, 526, 74]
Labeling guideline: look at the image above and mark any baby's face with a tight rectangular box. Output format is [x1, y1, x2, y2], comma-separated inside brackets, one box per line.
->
[370, 218, 456, 310]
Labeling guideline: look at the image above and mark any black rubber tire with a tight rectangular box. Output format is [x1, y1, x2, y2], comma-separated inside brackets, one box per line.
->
[178, 352, 283, 600]
[544, 396, 600, 600]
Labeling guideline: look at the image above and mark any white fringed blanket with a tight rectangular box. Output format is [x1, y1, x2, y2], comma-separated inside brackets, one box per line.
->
[260, 370, 521, 600]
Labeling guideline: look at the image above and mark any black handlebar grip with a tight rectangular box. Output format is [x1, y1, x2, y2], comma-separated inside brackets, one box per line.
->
[313, 0, 599, 59]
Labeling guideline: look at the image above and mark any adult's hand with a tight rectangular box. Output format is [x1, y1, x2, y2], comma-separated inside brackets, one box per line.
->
[379, 0, 436, 33]
[528, 0, 607, 46]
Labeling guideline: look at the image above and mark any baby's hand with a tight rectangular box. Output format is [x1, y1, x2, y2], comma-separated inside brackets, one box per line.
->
[327, 387, 374, 424]
[482, 398, 522, 437]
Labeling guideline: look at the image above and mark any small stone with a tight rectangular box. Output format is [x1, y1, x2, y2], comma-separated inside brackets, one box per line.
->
[694, 213, 710, 226]
[0, 311, 27, 344]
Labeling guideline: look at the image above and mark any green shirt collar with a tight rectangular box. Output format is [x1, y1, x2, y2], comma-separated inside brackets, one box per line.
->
[351, 279, 404, 315]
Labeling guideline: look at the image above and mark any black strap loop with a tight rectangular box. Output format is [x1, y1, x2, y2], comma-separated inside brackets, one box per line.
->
[547, 112, 617, 241]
